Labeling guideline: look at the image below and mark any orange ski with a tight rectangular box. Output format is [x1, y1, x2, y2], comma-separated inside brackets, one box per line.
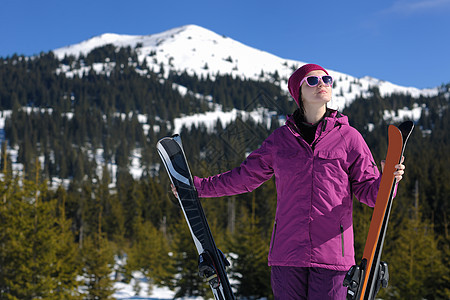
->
[344, 121, 414, 300]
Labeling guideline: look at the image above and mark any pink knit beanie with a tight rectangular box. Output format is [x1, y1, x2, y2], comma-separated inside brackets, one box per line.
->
[288, 64, 329, 106]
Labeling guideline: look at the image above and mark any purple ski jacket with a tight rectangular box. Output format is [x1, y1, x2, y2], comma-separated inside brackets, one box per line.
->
[194, 111, 382, 271]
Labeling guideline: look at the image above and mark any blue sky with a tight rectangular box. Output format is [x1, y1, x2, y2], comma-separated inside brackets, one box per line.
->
[1, 0, 449, 89]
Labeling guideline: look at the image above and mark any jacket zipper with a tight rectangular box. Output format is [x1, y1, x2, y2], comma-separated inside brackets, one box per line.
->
[270, 221, 277, 254]
[340, 224, 345, 257]
[311, 120, 330, 150]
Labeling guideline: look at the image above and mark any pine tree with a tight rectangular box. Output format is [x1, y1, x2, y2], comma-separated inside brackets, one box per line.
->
[0, 171, 81, 299]
[79, 180, 116, 299]
[126, 218, 174, 294]
[80, 235, 116, 299]
[380, 206, 447, 299]
[171, 219, 210, 299]
[0, 141, 13, 174]
[227, 208, 272, 299]
[53, 186, 83, 299]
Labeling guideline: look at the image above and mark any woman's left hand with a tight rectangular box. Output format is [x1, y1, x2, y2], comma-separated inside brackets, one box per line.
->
[381, 156, 406, 183]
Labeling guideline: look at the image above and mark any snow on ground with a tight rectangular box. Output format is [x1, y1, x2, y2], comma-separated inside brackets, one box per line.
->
[113, 278, 209, 300]
[173, 105, 279, 134]
[108, 257, 204, 300]
[383, 103, 424, 123]
[113, 274, 177, 300]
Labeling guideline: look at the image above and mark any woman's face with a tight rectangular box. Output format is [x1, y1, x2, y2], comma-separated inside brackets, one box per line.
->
[300, 70, 332, 107]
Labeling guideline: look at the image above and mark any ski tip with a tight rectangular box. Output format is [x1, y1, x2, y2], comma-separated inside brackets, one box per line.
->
[398, 120, 414, 132]
[398, 121, 414, 140]
[155, 134, 184, 154]
[156, 136, 171, 146]
[172, 134, 182, 146]
[156, 134, 179, 145]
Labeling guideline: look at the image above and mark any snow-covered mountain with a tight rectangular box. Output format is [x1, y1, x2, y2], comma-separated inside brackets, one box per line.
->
[53, 24, 439, 111]
[3, 24, 444, 186]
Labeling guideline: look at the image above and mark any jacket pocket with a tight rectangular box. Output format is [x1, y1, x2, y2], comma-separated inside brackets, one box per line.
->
[316, 149, 347, 174]
[340, 224, 345, 257]
[316, 149, 346, 160]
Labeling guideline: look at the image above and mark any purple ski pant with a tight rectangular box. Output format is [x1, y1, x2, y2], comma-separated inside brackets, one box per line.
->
[271, 266, 347, 300]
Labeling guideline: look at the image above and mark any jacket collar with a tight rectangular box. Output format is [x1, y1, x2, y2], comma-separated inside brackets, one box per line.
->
[286, 109, 348, 136]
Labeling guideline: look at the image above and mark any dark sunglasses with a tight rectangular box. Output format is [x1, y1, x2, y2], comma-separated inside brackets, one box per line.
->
[300, 75, 333, 87]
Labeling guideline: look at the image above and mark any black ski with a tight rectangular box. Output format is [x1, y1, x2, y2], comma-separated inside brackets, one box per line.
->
[157, 134, 235, 300]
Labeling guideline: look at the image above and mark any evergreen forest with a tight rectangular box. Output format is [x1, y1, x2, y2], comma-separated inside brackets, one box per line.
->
[0, 45, 448, 299]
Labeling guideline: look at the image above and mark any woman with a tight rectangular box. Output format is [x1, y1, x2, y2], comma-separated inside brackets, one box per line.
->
[181, 64, 406, 299]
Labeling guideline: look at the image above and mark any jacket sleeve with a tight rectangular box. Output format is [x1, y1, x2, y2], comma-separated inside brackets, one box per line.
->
[347, 131, 382, 207]
[194, 134, 275, 198]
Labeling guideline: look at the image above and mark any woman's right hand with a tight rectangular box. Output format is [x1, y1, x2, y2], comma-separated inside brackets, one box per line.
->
[381, 156, 405, 183]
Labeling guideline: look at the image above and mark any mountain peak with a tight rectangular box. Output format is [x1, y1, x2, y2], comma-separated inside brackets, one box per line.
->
[52, 25, 439, 109]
